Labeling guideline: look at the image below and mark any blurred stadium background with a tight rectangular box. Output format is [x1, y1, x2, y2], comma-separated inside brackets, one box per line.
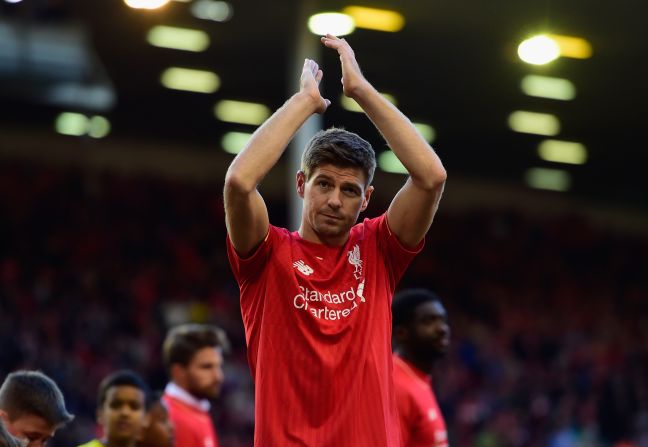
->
[1, 0, 647, 446]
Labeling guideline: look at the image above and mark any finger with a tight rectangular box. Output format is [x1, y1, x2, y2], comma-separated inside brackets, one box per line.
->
[324, 99, 331, 108]
[315, 69, 323, 83]
[311, 60, 319, 76]
[321, 35, 341, 48]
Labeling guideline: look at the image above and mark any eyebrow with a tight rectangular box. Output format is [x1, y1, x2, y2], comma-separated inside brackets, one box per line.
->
[314, 174, 362, 188]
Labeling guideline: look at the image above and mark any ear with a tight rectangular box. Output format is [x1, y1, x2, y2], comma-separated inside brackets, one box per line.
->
[96, 407, 104, 426]
[296, 170, 306, 198]
[360, 185, 374, 212]
[170, 364, 186, 385]
[0, 409, 9, 424]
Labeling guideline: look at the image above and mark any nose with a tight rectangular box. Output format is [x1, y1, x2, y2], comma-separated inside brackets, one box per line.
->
[327, 188, 342, 209]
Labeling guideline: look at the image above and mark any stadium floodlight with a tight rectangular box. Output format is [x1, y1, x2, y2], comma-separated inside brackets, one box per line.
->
[161, 68, 221, 94]
[214, 100, 271, 125]
[525, 167, 571, 192]
[124, 0, 170, 10]
[538, 140, 587, 165]
[342, 6, 405, 32]
[221, 132, 253, 154]
[518, 35, 560, 65]
[508, 111, 560, 136]
[147, 26, 210, 52]
[308, 13, 355, 37]
[521, 75, 576, 101]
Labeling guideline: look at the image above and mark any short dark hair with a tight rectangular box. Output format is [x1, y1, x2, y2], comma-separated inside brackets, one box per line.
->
[0, 370, 74, 427]
[302, 128, 376, 185]
[392, 288, 442, 329]
[97, 370, 150, 409]
[162, 324, 229, 370]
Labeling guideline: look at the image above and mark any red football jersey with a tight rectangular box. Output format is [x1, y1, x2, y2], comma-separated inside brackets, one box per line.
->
[393, 354, 448, 447]
[163, 386, 219, 447]
[227, 214, 422, 447]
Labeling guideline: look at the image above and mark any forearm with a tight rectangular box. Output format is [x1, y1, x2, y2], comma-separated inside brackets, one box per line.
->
[353, 85, 447, 189]
[225, 92, 319, 193]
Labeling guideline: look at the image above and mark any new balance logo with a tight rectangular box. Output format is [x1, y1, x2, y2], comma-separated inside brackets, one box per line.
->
[293, 260, 314, 276]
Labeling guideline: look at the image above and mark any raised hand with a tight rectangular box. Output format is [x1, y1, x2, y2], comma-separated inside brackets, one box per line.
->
[300, 58, 330, 114]
[320, 34, 370, 99]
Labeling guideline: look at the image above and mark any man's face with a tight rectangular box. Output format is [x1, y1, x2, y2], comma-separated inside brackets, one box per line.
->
[140, 402, 174, 447]
[1, 412, 57, 447]
[298, 164, 373, 245]
[99, 385, 146, 445]
[182, 347, 224, 400]
[412, 301, 450, 358]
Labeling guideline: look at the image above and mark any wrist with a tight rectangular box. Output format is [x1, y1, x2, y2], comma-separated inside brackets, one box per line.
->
[345, 79, 373, 101]
[293, 91, 321, 114]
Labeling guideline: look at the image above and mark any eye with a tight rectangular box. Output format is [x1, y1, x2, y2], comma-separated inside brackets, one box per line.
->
[317, 180, 330, 189]
[343, 187, 359, 196]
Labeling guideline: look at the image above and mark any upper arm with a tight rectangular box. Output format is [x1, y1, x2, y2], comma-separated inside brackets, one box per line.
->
[224, 178, 269, 258]
[386, 176, 445, 248]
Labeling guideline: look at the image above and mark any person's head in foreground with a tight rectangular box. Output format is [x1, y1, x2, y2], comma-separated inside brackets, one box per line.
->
[0, 370, 74, 447]
[163, 323, 229, 401]
[95, 370, 149, 447]
[297, 128, 377, 245]
[392, 288, 450, 368]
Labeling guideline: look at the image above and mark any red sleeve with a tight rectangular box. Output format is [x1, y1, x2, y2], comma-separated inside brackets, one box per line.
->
[226, 225, 288, 287]
[368, 213, 424, 289]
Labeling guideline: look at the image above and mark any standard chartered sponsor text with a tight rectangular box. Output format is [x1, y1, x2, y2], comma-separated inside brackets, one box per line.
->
[293, 285, 363, 320]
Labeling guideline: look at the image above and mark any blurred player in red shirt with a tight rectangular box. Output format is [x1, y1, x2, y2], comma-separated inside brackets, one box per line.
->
[162, 324, 229, 447]
[392, 289, 450, 447]
[224, 34, 447, 446]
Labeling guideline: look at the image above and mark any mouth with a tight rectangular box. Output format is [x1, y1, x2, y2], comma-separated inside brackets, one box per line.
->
[115, 421, 133, 431]
[321, 213, 342, 220]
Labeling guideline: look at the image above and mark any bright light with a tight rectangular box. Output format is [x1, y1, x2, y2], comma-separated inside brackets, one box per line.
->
[124, 0, 170, 10]
[538, 140, 587, 165]
[342, 6, 404, 32]
[54, 113, 111, 138]
[508, 111, 560, 136]
[378, 150, 407, 174]
[214, 100, 271, 125]
[221, 132, 253, 154]
[308, 13, 355, 37]
[413, 123, 436, 142]
[55, 112, 88, 136]
[518, 35, 560, 65]
[340, 93, 396, 112]
[548, 33, 593, 59]
[147, 26, 210, 52]
[88, 116, 111, 139]
[191, 0, 233, 22]
[525, 167, 571, 192]
[4, 0, 23, 4]
[521, 75, 576, 101]
[161, 68, 220, 93]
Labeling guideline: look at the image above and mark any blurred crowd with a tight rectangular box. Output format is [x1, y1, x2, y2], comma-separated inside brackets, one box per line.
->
[0, 162, 646, 447]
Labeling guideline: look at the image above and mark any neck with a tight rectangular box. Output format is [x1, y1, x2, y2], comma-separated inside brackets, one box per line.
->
[298, 225, 349, 246]
[398, 349, 436, 374]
